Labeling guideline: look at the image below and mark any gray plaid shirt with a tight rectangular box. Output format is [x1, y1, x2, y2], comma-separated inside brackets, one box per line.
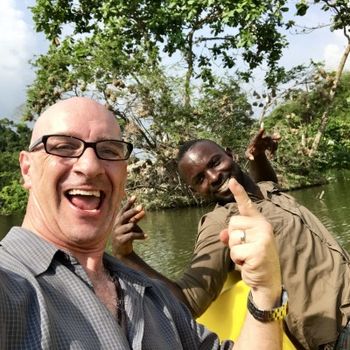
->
[0, 227, 233, 350]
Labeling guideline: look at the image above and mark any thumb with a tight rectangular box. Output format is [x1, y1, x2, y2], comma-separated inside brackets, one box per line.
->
[229, 178, 261, 218]
[219, 228, 229, 245]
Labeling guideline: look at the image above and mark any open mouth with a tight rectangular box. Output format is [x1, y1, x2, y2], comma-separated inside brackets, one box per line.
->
[65, 189, 104, 211]
[216, 177, 231, 194]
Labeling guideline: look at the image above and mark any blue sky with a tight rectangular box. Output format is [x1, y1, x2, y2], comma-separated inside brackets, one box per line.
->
[0, 0, 349, 120]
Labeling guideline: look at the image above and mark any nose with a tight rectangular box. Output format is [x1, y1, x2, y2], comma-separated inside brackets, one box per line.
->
[206, 168, 222, 188]
[206, 168, 219, 183]
[73, 147, 105, 178]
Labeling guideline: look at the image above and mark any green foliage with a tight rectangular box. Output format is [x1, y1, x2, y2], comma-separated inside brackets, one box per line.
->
[295, 1, 309, 16]
[0, 119, 31, 214]
[295, 0, 350, 30]
[195, 78, 254, 153]
[319, 118, 350, 168]
[315, 0, 350, 31]
[0, 119, 31, 151]
[31, 0, 291, 74]
[124, 74, 255, 208]
[28, 0, 294, 120]
[0, 119, 31, 190]
[264, 70, 350, 188]
[0, 180, 28, 215]
[5, 0, 344, 212]
[0, 152, 22, 189]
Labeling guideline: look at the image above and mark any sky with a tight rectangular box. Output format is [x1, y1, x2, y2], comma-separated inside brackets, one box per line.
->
[0, 0, 48, 120]
[0, 0, 349, 120]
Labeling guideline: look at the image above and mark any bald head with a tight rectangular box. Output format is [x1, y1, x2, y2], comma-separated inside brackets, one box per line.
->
[20, 96, 129, 253]
[31, 97, 120, 144]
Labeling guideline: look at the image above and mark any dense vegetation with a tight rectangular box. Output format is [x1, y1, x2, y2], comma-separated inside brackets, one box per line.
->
[265, 70, 350, 189]
[1, 0, 349, 214]
[1, 70, 349, 214]
[0, 120, 31, 214]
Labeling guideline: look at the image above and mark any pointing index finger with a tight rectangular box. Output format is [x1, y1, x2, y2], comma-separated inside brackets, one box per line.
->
[229, 178, 260, 218]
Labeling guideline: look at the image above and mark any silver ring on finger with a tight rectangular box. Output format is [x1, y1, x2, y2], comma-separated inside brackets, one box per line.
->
[239, 230, 246, 244]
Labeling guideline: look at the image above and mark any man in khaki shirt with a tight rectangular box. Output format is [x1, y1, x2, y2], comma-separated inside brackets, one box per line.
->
[114, 137, 350, 349]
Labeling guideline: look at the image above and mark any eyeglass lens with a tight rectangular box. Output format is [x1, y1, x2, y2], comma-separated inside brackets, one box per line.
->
[45, 135, 129, 160]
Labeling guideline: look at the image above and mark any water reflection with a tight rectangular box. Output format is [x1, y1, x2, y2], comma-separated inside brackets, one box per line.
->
[133, 205, 211, 279]
[138, 171, 350, 278]
[291, 172, 350, 251]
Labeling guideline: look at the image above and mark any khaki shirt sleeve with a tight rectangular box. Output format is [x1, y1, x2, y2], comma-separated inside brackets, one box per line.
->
[257, 181, 350, 349]
[176, 205, 234, 318]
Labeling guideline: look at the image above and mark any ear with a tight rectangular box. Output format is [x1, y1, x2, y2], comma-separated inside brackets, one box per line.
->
[19, 151, 32, 190]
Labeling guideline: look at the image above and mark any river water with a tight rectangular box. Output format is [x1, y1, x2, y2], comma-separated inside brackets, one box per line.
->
[1, 171, 349, 279]
[133, 170, 350, 279]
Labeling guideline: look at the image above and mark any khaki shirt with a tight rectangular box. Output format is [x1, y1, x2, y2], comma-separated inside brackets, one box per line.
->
[176, 181, 350, 349]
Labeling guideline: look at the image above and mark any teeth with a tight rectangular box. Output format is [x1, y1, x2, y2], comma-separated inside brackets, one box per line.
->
[67, 189, 101, 197]
[217, 178, 230, 193]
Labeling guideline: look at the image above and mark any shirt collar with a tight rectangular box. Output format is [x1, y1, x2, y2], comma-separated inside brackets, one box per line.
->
[0, 227, 60, 276]
[1, 227, 154, 289]
[103, 253, 153, 288]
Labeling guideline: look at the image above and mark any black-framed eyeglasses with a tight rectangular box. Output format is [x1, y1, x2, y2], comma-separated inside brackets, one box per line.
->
[28, 134, 133, 161]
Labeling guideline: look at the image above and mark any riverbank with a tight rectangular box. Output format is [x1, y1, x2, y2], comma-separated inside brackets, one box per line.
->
[128, 168, 348, 211]
[1, 170, 349, 278]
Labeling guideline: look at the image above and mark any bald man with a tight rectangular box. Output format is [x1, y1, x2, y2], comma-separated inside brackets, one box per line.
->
[0, 97, 284, 349]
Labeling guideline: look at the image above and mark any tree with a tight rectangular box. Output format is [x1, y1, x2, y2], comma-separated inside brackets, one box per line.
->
[29, 0, 291, 108]
[24, 0, 296, 207]
[0, 119, 31, 214]
[22, 0, 350, 209]
[124, 75, 255, 208]
[294, 0, 350, 155]
[0, 119, 31, 152]
[264, 69, 350, 188]
[195, 77, 254, 151]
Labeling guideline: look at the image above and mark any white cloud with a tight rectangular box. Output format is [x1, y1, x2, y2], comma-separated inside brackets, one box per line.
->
[323, 31, 350, 71]
[0, 2, 31, 69]
[324, 44, 343, 70]
[0, 0, 37, 118]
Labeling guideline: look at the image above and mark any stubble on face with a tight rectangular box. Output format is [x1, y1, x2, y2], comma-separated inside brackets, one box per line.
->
[178, 141, 243, 203]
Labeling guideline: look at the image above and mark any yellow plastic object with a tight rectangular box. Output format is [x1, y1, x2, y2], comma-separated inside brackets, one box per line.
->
[196, 271, 295, 349]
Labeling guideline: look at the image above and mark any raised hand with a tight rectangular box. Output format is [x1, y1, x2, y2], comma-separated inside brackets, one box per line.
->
[112, 196, 146, 257]
[219, 178, 281, 306]
[245, 128, 281, 161]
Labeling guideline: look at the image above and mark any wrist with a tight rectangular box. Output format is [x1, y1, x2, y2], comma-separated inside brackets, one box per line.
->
[114, 249, 134, 260]
[250, 152, 268, 162]
[247, 286, 288, 322]
[250, 284, 281, 310]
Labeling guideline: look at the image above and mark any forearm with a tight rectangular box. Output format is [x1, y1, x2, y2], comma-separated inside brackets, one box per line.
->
[234, 288, 282, 350]
[248, 153, 278, 184]
[117, 251, 192, 310]
[235, 314, 282, 349]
